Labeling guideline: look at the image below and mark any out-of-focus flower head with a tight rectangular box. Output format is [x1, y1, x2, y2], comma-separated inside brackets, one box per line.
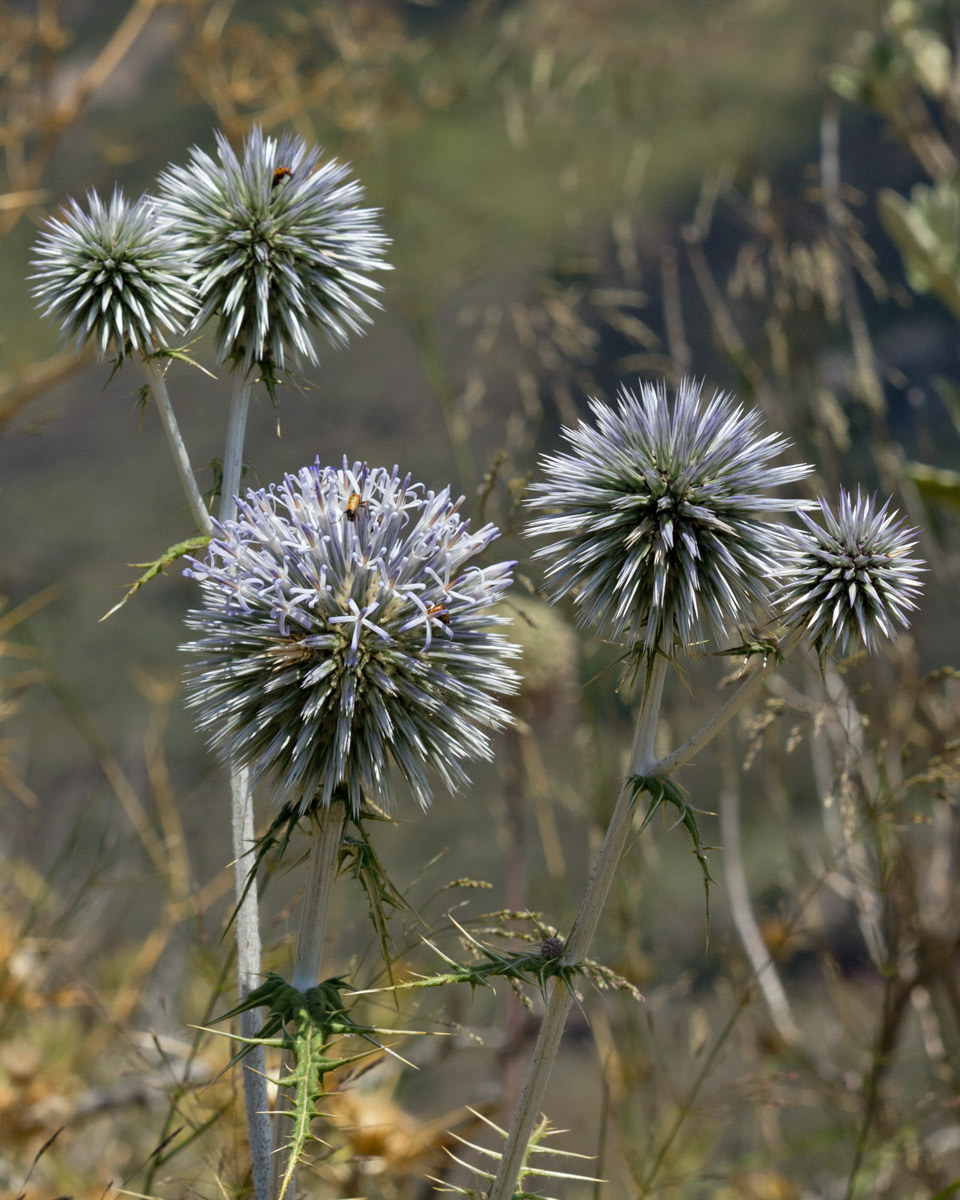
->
[527, 378, 812, 655]
[31, 189, 194, 361]
[776, 487, 924, 657]
[183, 460, 518, 814]
[158, 126, 390, 378]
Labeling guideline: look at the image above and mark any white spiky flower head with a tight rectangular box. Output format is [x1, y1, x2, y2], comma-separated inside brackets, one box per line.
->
[776, 487, 924, 658]
[183, 460, 519, 815]
[527, 378, 813, 655]
[30, 189, 195, 361]
[158, 126, 390, 381]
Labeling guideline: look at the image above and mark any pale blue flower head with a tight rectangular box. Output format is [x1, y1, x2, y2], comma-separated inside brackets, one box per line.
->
[527, 378, 812, 654]
[158, 126, 390, 376]
[31, 189, 194, 360]
[183, 460, 519, 815]
[776, 487, 924, 657]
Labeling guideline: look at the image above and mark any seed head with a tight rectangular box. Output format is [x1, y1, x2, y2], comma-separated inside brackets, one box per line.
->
[527, 378, 812, 654]
[776, 487, 924, 657]
[158, 126, 390, 375]
[183, 460, 519, 815]
[31, 189, 194, 360]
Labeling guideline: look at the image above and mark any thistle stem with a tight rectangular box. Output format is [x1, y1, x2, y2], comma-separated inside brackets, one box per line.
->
[291, 805, 346, 991]
[649, 628, 802, 778]
[218, 374, 269, 1200]
[140, 355, 213, 536]
[231, 765, 271, 1200]
[270, 804, 346, 1200]
[488, 649, 669, 1200]
[220, 376, 251, 523]
[490, 632, 803, 1199]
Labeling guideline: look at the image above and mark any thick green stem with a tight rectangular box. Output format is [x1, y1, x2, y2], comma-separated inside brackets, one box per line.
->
[488, 650, 669, 1200]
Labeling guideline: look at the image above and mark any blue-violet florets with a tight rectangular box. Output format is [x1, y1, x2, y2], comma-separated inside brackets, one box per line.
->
[184, 460, 519, 814]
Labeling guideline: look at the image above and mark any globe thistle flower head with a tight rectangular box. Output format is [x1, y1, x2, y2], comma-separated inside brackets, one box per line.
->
[527, 378, 812, 655]
[158, 126, 390, 377]
[776, 487, 924, 658]
[184, 459, 519, 815]
[31, 189, 194, 361]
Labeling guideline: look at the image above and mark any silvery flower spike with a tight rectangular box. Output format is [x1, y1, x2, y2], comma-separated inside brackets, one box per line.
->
[30, 189, 195, 360]
[776, 486, 924, 657]
[158, 126, 390, 376]
[527, 378, 812, 655]
[184, 460, 520, 815]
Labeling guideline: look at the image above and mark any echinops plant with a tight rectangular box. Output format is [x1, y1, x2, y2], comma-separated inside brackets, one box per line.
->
[183, 458, 519, 816]
[486, 377, 924, 1200]
[29, 119, 926, 1200]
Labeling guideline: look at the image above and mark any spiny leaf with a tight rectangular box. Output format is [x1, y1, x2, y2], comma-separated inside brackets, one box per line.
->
[100, 535, 211, 621]
[630, 774, 717, 932]
[150, 344, 218, 379]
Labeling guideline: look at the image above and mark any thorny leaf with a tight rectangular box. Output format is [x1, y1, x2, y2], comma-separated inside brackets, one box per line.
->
[99, 535, 212, 621]
[630, 774, 717, 932]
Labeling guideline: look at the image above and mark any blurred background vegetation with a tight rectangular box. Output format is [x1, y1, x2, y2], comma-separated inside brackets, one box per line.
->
[2, 1, 960, 1197]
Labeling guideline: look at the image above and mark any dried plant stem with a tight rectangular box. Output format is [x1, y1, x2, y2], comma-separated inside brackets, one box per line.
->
[488, 649, 669, 1200]
[718, 771, 803, 1048]
[141, 355, 214, 536]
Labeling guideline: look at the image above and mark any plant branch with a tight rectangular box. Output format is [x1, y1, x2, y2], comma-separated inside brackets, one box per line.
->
[650, 628, 803, 779]
[141, 355, 213, 536]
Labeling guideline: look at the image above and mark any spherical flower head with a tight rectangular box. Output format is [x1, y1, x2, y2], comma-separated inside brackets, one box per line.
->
[183, 460, 519, 815]
[527, 378, 812, 654]
[158, 126, 391, 376]
[775, 487, 924, 658]
[31, 189, 194, 361]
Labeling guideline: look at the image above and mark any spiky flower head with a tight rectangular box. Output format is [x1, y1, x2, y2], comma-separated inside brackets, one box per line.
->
[31, 189, 194, 360]
[527, 378, 812, 654]
[775, 487, 924, 657]
[158, 126, 390, 377]
[183, 460, 518, 815]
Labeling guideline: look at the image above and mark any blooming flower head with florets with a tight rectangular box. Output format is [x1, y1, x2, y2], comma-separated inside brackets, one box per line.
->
[776, 487, 924, 658]
[31, 189, 195, 361]
[527, 378, 813, 655]
[158, 126, 390, 378]
[183, 460, 519, 815]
